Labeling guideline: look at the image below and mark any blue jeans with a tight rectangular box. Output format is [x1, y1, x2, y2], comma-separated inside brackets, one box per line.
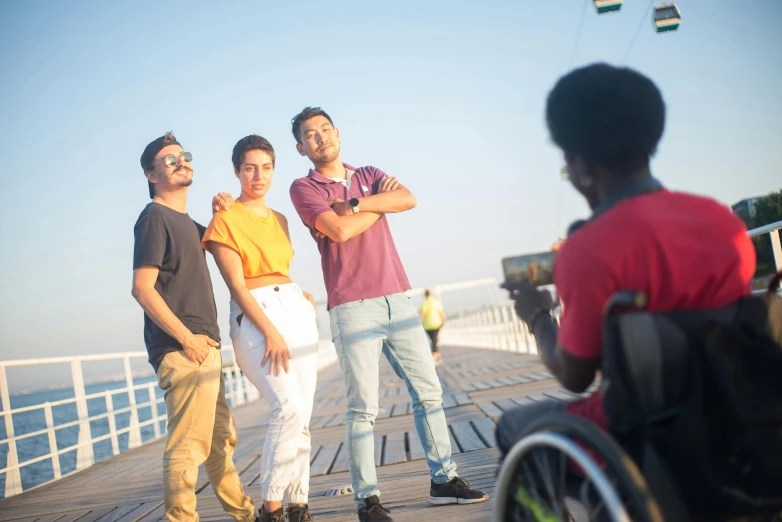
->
[329, 292, 458, 507]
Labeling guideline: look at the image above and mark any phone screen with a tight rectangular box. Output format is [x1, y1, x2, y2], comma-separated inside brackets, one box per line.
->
[502, 251, 556, 287]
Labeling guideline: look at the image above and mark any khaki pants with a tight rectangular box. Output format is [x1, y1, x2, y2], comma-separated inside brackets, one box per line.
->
[157, 349, 256, 522]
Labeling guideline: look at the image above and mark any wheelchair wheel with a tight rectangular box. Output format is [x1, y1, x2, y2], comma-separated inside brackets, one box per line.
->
[493, 413, 664, 522]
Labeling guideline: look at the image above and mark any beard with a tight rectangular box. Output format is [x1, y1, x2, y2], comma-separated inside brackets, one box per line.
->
[313, 144, 340, 164]
[172, 167, 193, 188]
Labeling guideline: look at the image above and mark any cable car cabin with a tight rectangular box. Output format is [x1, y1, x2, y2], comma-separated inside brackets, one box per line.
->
[654, 3, 681, 32]
[594, 0, 623, 14]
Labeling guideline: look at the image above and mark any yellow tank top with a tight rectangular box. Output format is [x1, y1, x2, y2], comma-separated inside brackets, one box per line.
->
[202, 202, 293, 278]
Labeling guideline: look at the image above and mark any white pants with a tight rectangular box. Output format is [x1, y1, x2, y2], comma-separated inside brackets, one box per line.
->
[229, 283, 319, 504]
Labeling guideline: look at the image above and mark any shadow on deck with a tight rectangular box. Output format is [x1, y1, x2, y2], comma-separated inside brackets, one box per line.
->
[0, 346, 587, 522]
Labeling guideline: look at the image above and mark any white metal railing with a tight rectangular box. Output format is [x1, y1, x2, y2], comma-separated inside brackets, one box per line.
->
[440, 302, 539, 353]
[0, 341, 336, 499]
[748, 219, 782, 273]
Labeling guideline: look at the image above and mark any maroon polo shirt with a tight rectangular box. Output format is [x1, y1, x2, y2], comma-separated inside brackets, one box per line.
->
[289, 164, 411, 309]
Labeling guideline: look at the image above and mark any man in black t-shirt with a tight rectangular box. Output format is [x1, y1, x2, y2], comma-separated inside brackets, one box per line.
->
[132, 132, 257, 522]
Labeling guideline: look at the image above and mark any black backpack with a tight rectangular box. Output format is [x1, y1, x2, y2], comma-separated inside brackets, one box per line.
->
[601, 272, 782, 520]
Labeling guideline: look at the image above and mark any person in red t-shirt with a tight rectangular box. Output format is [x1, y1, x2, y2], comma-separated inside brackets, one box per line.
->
[496, 63, 756, 454]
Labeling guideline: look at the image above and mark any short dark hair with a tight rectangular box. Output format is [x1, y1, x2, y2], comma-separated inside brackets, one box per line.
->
[232, 135, 276, 171]
[545, 63, 665, 173]
[425, 289, 432, 298]
[143, 131, 180, 198]
[291, 107, 334, 144]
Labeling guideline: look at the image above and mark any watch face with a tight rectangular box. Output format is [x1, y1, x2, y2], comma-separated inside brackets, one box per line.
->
[349, 198, 360, 207]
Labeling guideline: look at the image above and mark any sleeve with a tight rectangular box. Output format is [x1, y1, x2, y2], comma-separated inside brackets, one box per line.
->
[290, 180, 333, 230]
[201, 213, 239, 254]
[133, 218, 167, 269]
[554, 242, 618, 359]
[369, 166, 389, 193]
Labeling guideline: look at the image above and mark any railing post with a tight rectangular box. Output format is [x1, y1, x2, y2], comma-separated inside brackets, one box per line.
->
[232, 360, 246, 406]
[105, 391, 120, 456]
[771, 229, 782, 272]
[123, 357, 142, 449]
[147, 383, 161, 439]
[71, 359, 94, 471]
[224, 366, 235, 407]
[1, 365, 22, 497]
[43, 402, 61, 480]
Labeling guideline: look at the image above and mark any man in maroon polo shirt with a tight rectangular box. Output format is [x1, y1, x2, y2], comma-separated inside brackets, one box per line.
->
[288, 107, 488, 522]
[495, 64, 756, 453]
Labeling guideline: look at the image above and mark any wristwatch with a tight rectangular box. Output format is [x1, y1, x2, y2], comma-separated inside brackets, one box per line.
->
[349, 197, 360, 214]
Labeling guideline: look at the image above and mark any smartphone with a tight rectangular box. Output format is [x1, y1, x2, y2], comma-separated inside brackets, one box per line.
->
[502, 251, 556, 287]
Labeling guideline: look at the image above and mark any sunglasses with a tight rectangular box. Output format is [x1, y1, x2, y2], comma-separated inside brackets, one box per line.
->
[291, 107, 321, 123]
[151, 151, 193, 169]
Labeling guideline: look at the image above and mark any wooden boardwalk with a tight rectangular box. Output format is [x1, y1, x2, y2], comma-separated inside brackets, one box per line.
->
[0, 346, 588, 522]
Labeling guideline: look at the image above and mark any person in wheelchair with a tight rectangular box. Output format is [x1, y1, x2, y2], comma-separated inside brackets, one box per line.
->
[497, 63, 782, 521]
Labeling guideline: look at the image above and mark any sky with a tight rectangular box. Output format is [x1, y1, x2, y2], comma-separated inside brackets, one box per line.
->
[0, 0, 780, 378]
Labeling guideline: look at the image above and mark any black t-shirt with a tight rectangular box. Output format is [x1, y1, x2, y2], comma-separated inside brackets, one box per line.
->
[133, 202, 220, 371]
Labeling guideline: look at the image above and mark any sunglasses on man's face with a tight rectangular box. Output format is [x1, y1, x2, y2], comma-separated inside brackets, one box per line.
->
[152, 151, 193, 169]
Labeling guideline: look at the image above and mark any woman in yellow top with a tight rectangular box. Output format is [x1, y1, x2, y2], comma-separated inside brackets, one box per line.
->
[203, 135, 318, 522]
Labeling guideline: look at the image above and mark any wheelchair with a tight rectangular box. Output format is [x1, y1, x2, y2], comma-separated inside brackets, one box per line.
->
[493, 288, 782, 522]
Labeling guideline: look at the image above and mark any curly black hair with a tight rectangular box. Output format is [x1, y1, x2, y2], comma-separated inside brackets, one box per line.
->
[231, 135, 275, 171]
[546, 63, 665, 173]
[291, 107, 334, 144]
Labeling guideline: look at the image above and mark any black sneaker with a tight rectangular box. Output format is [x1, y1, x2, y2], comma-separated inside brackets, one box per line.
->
[429, 477, 489, 505]
[287, 503, 314, 522]
[358, 495, 394, 522]
[258, 505, 284, 522]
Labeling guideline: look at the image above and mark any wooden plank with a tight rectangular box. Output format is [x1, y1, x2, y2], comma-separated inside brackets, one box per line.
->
[310, 442, 340, 476]
[383, 431, 407, 465]
[35, 515, 68, 522]
[476, 401, 503, 418]
[449, 430, 461, 454]
[545, 390, 575, 402]
[472, 417, 497, 448]
[136, 503, 166, 522]
[450, 421, 486, 452]
[407, 431, 426, 461]
[527, 392, 555, 403]
[330, 443, 350, 474]
[389, 402, 409, 417]
[494, 398, 519, 412]
[453, 391, 472, 406]
[504, 374, 532, 384]
[324, 412, 345, 427]
[374, 435, 384, 467]
[95, 504, 142, 521]
[68, 507, 120, 522]
[513, 396, 535, 406]
[113, 502, 163, 522]
[309, 414, 330, 430]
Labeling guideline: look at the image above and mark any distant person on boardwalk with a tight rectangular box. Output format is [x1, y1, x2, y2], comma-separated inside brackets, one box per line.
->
[419, 289, 446, 362]
[131, 132, 257, 522]
[203, 135, 319, 522]
[496, 64, 756, 455]
[287, 107, 488, 522]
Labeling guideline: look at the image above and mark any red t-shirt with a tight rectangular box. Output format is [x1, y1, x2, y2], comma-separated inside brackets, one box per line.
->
[555, 189, 756, 428]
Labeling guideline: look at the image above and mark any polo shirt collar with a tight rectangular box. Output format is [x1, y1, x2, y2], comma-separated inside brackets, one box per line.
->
[307, 163, 357, 184]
